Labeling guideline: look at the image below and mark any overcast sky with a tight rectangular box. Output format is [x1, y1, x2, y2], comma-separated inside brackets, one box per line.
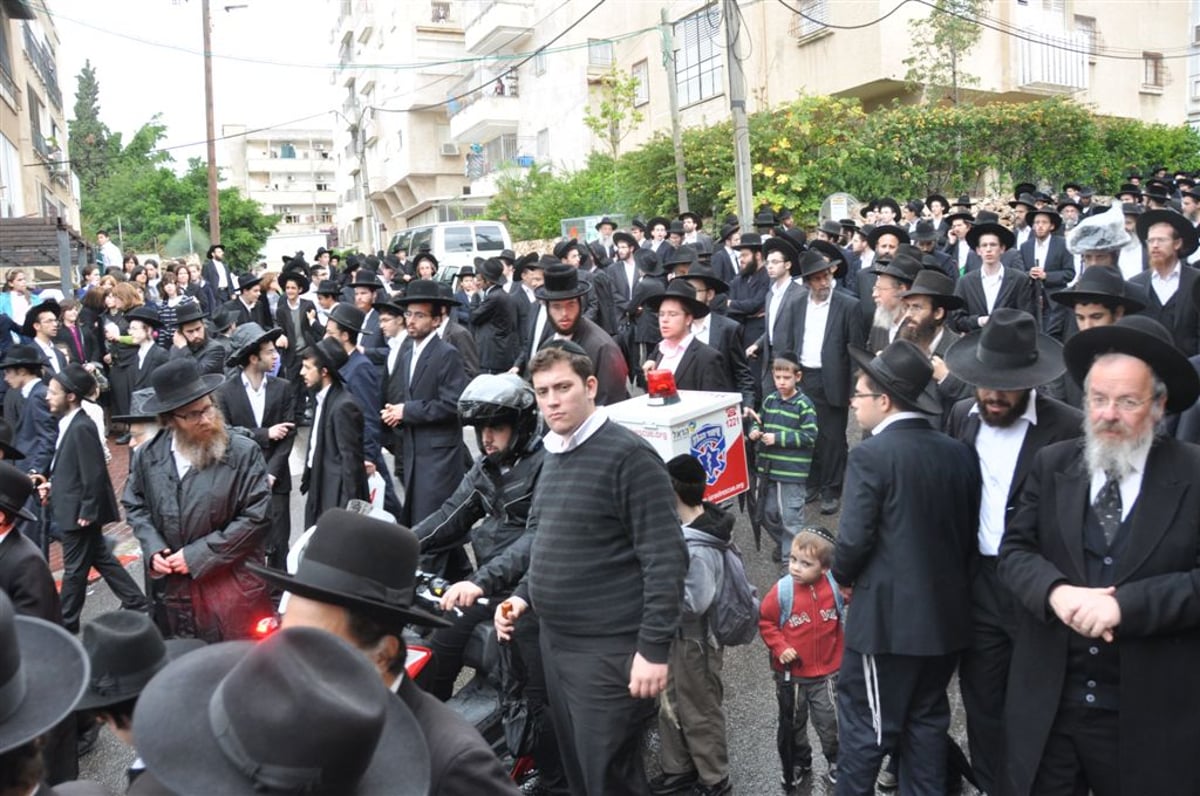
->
[53, 0, 338, 167]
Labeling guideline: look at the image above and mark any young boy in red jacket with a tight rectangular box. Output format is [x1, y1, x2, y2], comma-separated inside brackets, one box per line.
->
[758, 526, 844, 789]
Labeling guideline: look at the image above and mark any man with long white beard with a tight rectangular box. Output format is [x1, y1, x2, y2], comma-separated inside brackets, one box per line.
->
[123, 358, 273, 642]
[999, 315, 1200, 795]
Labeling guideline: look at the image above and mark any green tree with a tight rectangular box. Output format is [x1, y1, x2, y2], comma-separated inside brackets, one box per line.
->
[183, 158, 280, 262]
[903, 0, 989, 105]
[68, 60, 112, 197]
[583, 66, 646, 158]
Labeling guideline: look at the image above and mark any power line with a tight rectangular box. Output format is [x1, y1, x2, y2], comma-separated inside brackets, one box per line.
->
[774, 0, 917, 31]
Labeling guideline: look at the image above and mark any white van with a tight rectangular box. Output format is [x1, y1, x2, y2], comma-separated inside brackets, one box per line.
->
[388, 221, 512, 283]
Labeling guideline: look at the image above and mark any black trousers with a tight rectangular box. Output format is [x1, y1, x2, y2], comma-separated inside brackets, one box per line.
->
[513, 613, 569, 794]
[799, 369, 849, 499]
[428, 600, 494, 701]
[539, 627, 654, 795]
[265, 492, 291, 573]
[1030, 702, 1119, 796]
[59, 523, 148, 631]
[836, 649, 957, 796]
[959, 556, 1016, 795]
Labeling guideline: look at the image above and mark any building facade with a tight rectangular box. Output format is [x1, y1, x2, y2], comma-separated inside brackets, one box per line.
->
[0, 0, 79, 228]
[221, 124, 338, 238]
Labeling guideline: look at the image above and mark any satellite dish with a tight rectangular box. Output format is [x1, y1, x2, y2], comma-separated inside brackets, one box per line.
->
[820, 192, 860, 225]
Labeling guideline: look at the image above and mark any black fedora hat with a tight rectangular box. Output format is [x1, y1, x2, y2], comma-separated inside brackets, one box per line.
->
[647, 216, 671, 233]
[476, 257, 505, 283]
[665, 244, 699, 272]
[734, 232, 763, 250]
[1029, 206, 1062, 231]
[535, 263, 592, 301]
[644, 279, 710, 319]
[498, 249, 517, 264]
[373, 296, 406, 317]
[965, 211, 1016, 250]
[847, 340, 941, 414]
[1116, 183, 1143, 200]
[1012, 183, 1037, 201]
[910, 218, 939, 242]
[251, 508, 449, 629]
[668, 219, 685, 236]
[944, 308, 1065, 390]
[753, 208, 777, 228]
[307, 336, 349, 380]
[349, 270, 384, 290]
[0, 418, 24, 461]
[514, 252, 542, 276]
[926, 193, 949, 211]
[76, 611, 203, 711]
[172, 301, 209, 326]
[1136, 208, 1200, 257]
[866, 224, 910, 250]
[634, 247, 664, 277]
[279, 267, 311, 293]
[0, 462, 35, 521]
[876, 197, 901, 219]
[898, 269, 965, 311]
[818, 219, 843, 238]
[133, 627, 430, 796]
[682, 261, 729, 293]
[1052, 267, 1146, 314]
[315, 278, 342, 297]
[613, 231, 637, 251]
[205, 243, 224, 259]
[1009, 192, 1038, 211]
[552, 238, 583, 261]
[226, 322, 285, 368]
[411, 249, 439, 271]
[950, 194, 975, 210]
[52, 364, 97, 400]
[0, 590, 89, 754]
[1064, 315, 1200, 413]
[20, 298, 60, 338]
[807, 239, 847, 278]
[211, 306, 240, 333]
[678, 210, 703, 228]
[874, 252, 922, 285]
[761, 236, 799, 273]
[233, 273, 262, 294]
[391, 278, 458, 308]
[143, 358, 225, 415]
[594, 216, 618, 231]
[797, 249, 836, 279]
[630, 217, 649, 234]
[718, 222, 739, 244]
[945, 208, 975, 225]
[111, 387, 159, 426]
[328, 303, 366, 334]
[0, 344, 44, 372]
[125, 305, 163, 328]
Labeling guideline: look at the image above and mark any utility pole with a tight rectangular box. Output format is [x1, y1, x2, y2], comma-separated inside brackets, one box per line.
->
[202, 0, 221, 243]
[723, 0, 753, 229]
[660, 8, 688, 213]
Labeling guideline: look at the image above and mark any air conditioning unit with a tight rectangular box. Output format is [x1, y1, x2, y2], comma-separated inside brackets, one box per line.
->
[440, 142, 460, 157]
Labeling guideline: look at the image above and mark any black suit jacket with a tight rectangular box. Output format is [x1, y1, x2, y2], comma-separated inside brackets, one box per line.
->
[202, 259, 233, 303]
[607, 258, 638, 320]
[221, 297, 273, 330]
[0, 528, 60, 621]
[775, 289, 865, 407]
[951, 266, 1036, 333]
[132, 344, 169, 392]
[470, 284, 520, 372]
[711, 247, 738, 285]
[833, 417, 980, 655]
[216, 375, 296, 493]
[1019, 236, 1075, 289]
[708, 313, 755, 407]
[755, 281, 804, 397]
[650, 338, 731, 392]
[273, 297, 322, 373]
[301, 383, 367, 527]
[439, 319, 480, 379]
[1128, 265, 1200, 356]
[999, 438, 1200, 796]
[49, 410, 118, 529]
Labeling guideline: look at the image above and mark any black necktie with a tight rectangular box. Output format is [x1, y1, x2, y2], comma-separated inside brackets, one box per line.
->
[1094, 473, 1122, 546]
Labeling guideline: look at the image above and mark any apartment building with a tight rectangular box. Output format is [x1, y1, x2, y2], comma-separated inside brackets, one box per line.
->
[0, 0, 79, 228]
[336, 0, 1193, 241]
[221, 124, 338, 236]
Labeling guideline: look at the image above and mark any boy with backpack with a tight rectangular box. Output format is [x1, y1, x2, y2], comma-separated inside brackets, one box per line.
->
[651, 453, 738, 796]
[748, 352, 819, 567]
[758, 526, 844, 790]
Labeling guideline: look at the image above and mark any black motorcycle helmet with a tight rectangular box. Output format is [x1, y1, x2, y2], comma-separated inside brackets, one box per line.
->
[457, 374, 539, 466]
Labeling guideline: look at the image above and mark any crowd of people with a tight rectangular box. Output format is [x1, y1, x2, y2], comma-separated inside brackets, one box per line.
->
[2, 164, 1200, 795]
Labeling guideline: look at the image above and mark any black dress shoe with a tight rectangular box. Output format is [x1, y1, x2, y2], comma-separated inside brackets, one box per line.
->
[649, 771, 698, 795]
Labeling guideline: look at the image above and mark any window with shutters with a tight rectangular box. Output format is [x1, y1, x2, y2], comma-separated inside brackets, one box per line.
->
[1143, 52, 1165, 89]
[789, 0, 829, 39]
[673, 6, 723, 107]
[588, 39, 613, 68]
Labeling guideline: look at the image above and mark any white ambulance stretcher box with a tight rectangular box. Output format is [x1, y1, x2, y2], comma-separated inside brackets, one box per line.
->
[605, 390, 749, 503]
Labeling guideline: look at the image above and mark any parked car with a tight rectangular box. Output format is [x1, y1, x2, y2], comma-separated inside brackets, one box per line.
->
[388, 221, 512, 285]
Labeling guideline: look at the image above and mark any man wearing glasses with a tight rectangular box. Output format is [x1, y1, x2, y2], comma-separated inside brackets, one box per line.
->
[122, 358, 274, 642]
[952, 215, 1036, 334]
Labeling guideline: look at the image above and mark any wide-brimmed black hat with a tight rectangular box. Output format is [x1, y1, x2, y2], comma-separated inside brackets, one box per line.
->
[0, 590, 88, 754]
[945, 208, 975, 225]
[133, 627, 430, 796]
[328, 303, 366, 334]
[807, 240, 847, 278]
[1029, 206, 1062, 230]
[125, 305, 163, 329]
[944, 308, 1065, 390]
[173, 301, 208, 326]
[1116, 183, 1143, 200]
[251, 508, 449, 629]
[817, 219, 843, 238]
[874, 252, 922, 285]
[643, 279, 710, 319]
[668, 219, 685, 236]
[848, 340, 940, 414]
[1009, 192, 1038, 211]
[926, 193, 949, 210]
[678, 211, 703, 229]
[226, 322, 284, 368]
[898, 269, 965, 311]
[1136, 208, 1200, 258]
[143, 358, 225, 415]
[392, 279, 459, 308]
[867, 224, 910, 250]
[306, 337, 349, 381]
[20, 298, 60, 338]
[1122, 202, 1144, 217]
[552, 238, 583, 261]
[950, 194, 975, 210]
[665, 244, 699, 272]
[535, 263, 592, 301]
[52, 364, 97, 400]
[476, 257, 505, 283]
[682, 261, 729, 293]
[514, 252, 541, 276]
[76, 611, 203, 711]
[717, 223, 739, 244]
[233, 273, 261, 294]
[0, 345, 43, 373]
[634, 247, 664, 277]
[411, 249, 439, 271]
[1012, 183, 1037, 201]
[795, 249, 835, 279]
[0, 419, 23, 461]
[315, 279, 342, 297]
[206, 244, 223, 259]
[594, 216, 618, 231]
[612, 231, 637, 251]
[1052, 267, 1146, 314]
[630, 217, 649, 234]
[876, 197, 901, 219]
[1064, 315, 1200, 413]
[211, 307, 240, 333]
[279, 267, 311, 293]
[734, 232, 763, 250]
[965, 211, 1016, 250]
[1056, 197, 1082, 213]
[0, 462, 35, 521]
[910, 218, 939, 242]
[647, 216, 671, 233]
[762, 236, 799, 274]
[111, 387, 158, 426]
[349, 270, 384, 290]
[753, 209, 777, 228]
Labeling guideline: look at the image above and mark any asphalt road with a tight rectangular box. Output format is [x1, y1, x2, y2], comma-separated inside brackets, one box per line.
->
[76, 425, 977, 795]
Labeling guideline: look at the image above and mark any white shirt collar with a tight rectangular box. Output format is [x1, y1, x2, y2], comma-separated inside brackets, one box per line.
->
[1151, 260, 1181, 282]
[871, 410, 926, 435]
[542, 409, 607, 454]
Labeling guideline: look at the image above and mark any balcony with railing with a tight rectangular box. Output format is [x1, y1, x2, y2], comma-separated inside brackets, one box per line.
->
[1014, 28, 1089, 93]
[447, 69, 520, 143]
[22, 24, 61, 110]
[464, 134, 536, 181]
[463, 0, 533, 54]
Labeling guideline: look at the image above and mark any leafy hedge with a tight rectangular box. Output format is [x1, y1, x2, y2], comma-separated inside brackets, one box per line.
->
[486, 95, 1200, 240]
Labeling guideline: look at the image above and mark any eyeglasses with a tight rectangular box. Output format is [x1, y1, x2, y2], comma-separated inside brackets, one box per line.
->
[764, 257, 788, 265]
[851, 391, 882, 400]
[403, 310, 432, 320]
[1146, 236, 1176, 245]
[1086, 394, 1152, 412]
[173, 403, 216, 423]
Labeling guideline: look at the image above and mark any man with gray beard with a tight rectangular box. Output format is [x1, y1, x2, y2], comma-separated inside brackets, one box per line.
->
[999, 315, 1200, 795]
[123, 358, 274, 642]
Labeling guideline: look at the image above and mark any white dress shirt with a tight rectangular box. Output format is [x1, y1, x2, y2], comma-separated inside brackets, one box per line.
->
[409, 334, 434, 381]
[980, 265, 1004, 313]
[306, 385, 330, 468]
[691, 316, 711, 346]
[1088, 439, 1151, 523]
[35, 339, 61, 373]
[1150, 261, 1181, 305]
[241, 373, 267, 427]
[972, 392, 1038, 555]
[542, 408, 607, 454]
[1118, 243, 1144, 280]
[871, 411, 925, 435]
[767, 280, 790, 344]
[800, 294, 831, 369]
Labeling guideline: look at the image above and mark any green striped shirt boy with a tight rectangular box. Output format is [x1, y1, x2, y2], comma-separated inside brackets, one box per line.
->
[754, 389, 818, 483]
